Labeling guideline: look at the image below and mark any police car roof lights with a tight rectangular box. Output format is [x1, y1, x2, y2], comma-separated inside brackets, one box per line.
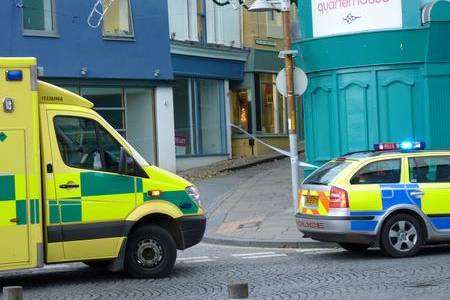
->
[374, 141, 426, 151]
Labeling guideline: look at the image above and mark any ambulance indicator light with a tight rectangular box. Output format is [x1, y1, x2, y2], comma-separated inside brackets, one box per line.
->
[6, 70, 23, 81]
[374, 141, 426, 151]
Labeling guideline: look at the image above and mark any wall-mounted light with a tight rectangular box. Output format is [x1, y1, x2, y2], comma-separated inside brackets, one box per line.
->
[81, 67, 88, 77]
[154, 69, 161, 78]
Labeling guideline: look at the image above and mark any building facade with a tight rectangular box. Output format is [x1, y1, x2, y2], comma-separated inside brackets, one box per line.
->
[295, 0, 450, 167]
[231, 4, 300, 157]
[1, 0, 177, 171]
[167, 0, 248, 170]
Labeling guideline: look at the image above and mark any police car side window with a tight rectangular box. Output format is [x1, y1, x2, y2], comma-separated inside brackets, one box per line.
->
[409, 156, 450, 183]
[350, 159, 401, 185]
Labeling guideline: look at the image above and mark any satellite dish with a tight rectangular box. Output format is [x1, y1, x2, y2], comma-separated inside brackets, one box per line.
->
[276, 68, 308, 97]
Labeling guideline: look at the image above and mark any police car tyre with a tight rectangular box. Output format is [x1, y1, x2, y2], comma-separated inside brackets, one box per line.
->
[380, 214, 423, 258]
[125, 225, 177, 278]
[338, 243, 370, 252]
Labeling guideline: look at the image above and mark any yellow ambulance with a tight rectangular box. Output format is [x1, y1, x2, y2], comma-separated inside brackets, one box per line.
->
[0, 58, 206, 278]
[297, 141, 450, 258]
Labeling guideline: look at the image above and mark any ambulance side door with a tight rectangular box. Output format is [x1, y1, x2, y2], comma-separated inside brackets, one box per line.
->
[407, 155, 450, 231]
[46, 110, 139, 261]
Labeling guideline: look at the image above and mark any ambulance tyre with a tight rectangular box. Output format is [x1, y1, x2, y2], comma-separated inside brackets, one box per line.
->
[380, 213, 423, 258]
[338, 243, 370, 252]
[125, 225, 177, 278]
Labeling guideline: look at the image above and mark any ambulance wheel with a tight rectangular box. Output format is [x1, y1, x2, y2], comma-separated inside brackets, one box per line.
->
[125, 225, 177, 278]
[338, 243, 369, 252]
[380, 214, 423, 258]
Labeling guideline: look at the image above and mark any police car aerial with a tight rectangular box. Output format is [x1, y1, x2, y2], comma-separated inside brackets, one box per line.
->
[296, 142, 450, 258]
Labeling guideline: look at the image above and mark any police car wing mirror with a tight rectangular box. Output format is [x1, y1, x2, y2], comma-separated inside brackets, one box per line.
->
[119, 147, 128, 174]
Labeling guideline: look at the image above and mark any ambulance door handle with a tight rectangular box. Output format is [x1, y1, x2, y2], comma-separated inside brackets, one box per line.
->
[410, 191, 424, 198]
[59, 182, 80, 189]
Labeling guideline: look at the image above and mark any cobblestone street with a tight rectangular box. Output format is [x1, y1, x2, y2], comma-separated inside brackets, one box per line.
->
[2, 243, 450, 299]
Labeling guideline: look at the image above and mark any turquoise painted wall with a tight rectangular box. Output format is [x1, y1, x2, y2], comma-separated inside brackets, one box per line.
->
[295, 0, 450, 166]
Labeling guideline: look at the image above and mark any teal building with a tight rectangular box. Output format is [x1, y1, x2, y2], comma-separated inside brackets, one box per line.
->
[294, 0, 450, 166]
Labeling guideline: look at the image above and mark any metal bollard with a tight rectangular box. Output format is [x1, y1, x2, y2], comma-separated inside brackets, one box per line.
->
[228, 282, 249, 300]
[3, 286, 23, 300]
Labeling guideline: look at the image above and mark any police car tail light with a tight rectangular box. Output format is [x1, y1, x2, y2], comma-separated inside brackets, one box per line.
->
[374, 141, 426, 151]
[329, 186, 349, 209]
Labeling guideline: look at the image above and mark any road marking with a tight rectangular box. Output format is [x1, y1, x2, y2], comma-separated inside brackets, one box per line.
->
[178, 256, 210, 261]
[182, 259, 215, 264]
[232, 252, 275, 257]
[241, 254, 288, 259]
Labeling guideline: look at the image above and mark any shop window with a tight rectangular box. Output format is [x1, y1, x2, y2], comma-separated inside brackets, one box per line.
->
[173, 78, 227, 156]
[231, 90, 250, 134]
[258, 74, 287, 135]
[81, 87, 126, 137]
[22, 0, 56, 34]
[102, 0, 134, 38]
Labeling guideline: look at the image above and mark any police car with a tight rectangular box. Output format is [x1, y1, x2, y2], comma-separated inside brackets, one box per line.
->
[296, 142, 450, 258]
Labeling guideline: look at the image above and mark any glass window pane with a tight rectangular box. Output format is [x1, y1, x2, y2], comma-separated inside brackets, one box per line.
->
[54, 117, 103, 170]
[23, 0, 55, 32]
[103, 0, 134, 37]
[174, 79, 195, 155]
[198, 79, 225, 155]
[304, 161, 351, 185]
[259, 74, 286, 134]
[97, 126, 122, 173]
[81, 87, 125, 132]
[409, 156, 450, 183]
[351, 159, 401, 185]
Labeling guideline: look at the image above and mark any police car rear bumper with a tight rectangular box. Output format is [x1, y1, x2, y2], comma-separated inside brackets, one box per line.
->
[177, 215, 207, 250]
[295, 213, 377, 245]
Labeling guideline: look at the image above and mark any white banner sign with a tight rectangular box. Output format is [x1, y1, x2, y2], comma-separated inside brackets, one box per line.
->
[312, 0, 403, 38]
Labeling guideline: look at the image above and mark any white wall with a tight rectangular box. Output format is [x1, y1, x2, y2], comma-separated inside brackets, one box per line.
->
[155, 86, 177, 172]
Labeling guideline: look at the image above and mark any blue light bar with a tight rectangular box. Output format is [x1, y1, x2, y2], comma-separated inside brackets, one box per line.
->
[374, 141, 426, 151]
[6, 70, 23, 81]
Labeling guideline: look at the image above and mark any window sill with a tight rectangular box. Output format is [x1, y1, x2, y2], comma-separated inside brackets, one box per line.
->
[176, 153, 230, 158]
[23, 31, 59, 38]
[103, 36, 136, 42]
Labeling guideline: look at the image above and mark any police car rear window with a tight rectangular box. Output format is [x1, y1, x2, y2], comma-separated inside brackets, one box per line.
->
[304, 161, 351, 185]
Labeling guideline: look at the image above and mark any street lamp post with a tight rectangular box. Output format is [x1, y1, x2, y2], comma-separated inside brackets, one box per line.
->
[248, 0, 300, 213]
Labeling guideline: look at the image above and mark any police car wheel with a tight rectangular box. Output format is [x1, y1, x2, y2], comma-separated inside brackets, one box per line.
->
[125, 225, 177, 278]
[380, 214, 423, 258]
[338, 243, 370, 252]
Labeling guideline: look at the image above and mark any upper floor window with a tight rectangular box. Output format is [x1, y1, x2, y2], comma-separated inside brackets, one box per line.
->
[103, 0, 134, 38]
[22, 0, 56, 35]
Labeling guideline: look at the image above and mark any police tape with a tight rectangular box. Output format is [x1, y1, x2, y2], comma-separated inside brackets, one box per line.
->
[231, 124, 319, 169]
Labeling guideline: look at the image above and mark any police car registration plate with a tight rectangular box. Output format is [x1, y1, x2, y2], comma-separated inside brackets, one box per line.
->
[305, 195, 319, 207]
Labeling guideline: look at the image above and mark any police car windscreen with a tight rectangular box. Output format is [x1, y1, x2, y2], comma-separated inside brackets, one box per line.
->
[304, 161, 351, 185]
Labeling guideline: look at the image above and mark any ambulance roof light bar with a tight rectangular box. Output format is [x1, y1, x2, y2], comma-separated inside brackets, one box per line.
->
[374, 141, 426, 151]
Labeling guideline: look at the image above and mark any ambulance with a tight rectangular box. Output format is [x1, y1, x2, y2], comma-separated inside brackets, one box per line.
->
[296, 141, 450, 258]
[0, 58, 206, 278]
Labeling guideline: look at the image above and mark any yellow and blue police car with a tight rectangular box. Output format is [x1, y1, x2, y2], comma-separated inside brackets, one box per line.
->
[296, 142, 450, 258]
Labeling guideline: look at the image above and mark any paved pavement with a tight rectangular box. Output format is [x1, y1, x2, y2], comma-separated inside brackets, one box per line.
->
[3, 243, 450, 299]
[192, 157, 327, 248]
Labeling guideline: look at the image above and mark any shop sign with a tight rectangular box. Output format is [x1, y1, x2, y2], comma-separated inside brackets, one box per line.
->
[175, 135, 187, 155]
[312, 0, 403, 38]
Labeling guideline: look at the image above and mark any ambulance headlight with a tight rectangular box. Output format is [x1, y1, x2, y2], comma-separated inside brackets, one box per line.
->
[186, 186, 201, 206]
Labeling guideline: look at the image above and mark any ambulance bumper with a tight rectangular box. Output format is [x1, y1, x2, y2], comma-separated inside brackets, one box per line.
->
[295, 213, 377, 245]
[177, 215, 207, 250]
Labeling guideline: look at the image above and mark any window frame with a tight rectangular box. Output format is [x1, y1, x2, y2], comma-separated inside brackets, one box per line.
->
[102, 0, 135, 40]
[350, 158, 403, 185]
[408, 155, 450, 184]
[53, 115, 148, 178]
[22, 0, 59, 37]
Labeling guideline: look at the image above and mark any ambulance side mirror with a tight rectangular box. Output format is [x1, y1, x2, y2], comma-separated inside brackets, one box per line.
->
[119, 147, 128, 174]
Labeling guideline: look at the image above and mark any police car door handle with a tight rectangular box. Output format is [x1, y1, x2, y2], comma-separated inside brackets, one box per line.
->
[410, 191, 425, 197]
[59, 182, 80, 189]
